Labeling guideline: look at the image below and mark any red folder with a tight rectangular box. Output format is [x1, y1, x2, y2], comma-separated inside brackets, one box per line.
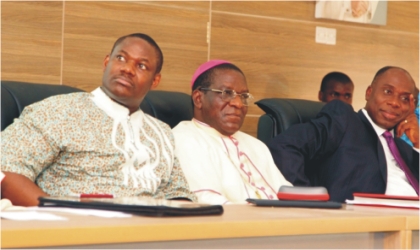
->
[353, 193, 419, 200]
[346, 193, 419, 209]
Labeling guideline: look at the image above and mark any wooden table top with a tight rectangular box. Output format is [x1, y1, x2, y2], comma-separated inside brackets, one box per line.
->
[2, 204, 418, 248]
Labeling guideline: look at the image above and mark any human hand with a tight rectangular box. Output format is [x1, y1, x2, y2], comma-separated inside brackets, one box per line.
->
[396, 95, 419, 148]
[351, 0, 370, 18]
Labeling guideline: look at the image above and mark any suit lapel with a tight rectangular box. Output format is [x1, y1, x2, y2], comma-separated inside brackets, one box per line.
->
[357, 111, 387, 182]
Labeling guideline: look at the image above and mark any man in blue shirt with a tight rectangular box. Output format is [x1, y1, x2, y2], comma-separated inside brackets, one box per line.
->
[399, 88, 419, 146]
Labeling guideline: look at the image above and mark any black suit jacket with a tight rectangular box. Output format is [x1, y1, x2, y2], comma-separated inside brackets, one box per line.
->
[267, 100, 419, 202]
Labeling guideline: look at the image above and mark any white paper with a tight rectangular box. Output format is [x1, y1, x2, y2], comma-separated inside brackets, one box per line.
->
[0, 199, 26, 211]
[1, 211, 68, 221]
[28, 207, 132, 218]
[0, 198, 131, 218]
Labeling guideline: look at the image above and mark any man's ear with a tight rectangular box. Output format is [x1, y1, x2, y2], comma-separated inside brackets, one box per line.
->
[192, 89, 203, 109]
[318, 91, 324, 102]
[365, 86, 372, 101]
[150, 73, 161, 90]
[103, 55, 110, 72]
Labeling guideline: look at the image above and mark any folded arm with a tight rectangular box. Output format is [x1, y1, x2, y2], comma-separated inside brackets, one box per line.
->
[267, 101, 349, 186]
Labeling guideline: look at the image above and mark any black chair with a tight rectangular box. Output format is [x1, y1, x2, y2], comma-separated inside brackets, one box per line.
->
[141, 90, 193, 129]
[1, 81, 84, 131]
[1, 81, 192, 131]
[255, 98, 325, 145]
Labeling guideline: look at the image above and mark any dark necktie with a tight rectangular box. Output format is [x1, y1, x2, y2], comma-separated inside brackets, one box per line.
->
[382, 131, 419, 195]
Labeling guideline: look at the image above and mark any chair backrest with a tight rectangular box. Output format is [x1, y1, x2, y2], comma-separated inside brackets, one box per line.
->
[140, 90, 193, 128]
[1, 81, 193, 131]
[1, 81, 84, 131]
[255, 98, 325, 144]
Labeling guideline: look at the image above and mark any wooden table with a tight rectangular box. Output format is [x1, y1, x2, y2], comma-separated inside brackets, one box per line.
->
[345, 205, 419, 249]
[1, 204, 418, 249]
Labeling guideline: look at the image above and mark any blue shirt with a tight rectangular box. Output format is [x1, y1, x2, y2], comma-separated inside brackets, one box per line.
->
[400, 93, 420, 146]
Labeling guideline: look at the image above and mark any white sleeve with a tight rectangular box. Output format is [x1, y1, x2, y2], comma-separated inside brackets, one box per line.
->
[173, 130, 229, 205]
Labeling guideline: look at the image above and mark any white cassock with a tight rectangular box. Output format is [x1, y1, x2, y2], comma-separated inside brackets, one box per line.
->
[172, 119, 292, 205]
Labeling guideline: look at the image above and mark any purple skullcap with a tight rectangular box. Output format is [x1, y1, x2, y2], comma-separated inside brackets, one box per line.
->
[191, 59, 231, 88]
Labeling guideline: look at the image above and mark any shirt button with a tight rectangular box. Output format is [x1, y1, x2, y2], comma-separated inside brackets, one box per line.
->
[269, 195, 273, 199]
[247, 172, 252, 176]
[260, 187, 265, 191]
[240, 164, 244, 169]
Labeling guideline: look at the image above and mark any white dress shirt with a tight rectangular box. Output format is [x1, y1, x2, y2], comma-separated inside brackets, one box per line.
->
[362, 109, 417, 196]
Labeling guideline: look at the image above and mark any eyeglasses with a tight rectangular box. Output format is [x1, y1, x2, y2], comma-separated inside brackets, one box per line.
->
[199, 87, 254, 106]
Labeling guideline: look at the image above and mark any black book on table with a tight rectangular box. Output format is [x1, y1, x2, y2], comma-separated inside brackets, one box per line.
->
[247, 198, 342, 209]
[38, 196, 224, 217]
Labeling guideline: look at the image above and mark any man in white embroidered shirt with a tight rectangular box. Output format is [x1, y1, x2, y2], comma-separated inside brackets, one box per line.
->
[172, 60, 292, 205]
[1, 33, 196, 206]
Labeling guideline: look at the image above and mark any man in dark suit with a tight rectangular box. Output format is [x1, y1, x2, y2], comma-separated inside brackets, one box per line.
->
[268, 66, 419, 202]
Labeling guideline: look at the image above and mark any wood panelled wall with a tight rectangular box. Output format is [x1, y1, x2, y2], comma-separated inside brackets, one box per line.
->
[2, 1, 418, 137]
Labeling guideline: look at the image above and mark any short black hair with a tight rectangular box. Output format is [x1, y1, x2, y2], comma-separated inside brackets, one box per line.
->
[320, 72, 353, 92]
[110, 33, 163, 73]
[372, 66, 411, 84]
[372, 66, 396, 81]
[371, 66, 417, 93]
[191, 63, 245, 91]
